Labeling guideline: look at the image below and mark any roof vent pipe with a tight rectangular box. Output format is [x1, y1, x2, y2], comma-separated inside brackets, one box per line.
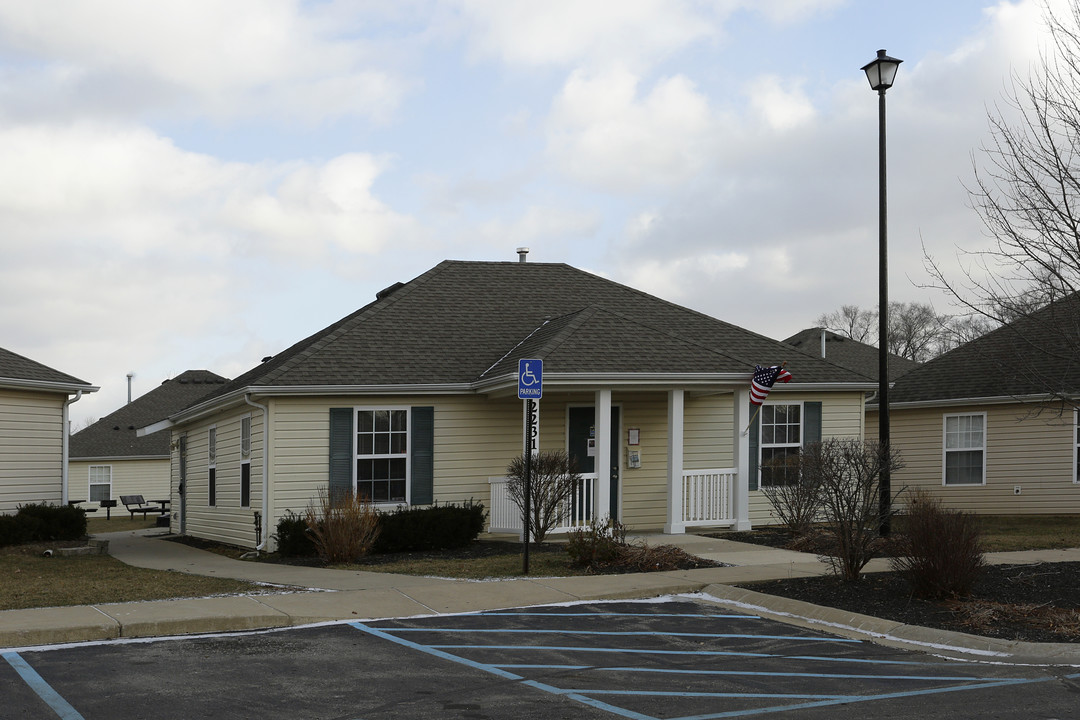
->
[516, 247, 529, 263]
[126, 372, 134, 404]
[820, 329, 826, 359]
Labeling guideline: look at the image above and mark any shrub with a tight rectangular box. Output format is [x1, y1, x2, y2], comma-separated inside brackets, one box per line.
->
[761, 454, 823, 537]
[565, 516, 628, 568]
[15, 505, 85, 544]
[505, 450, 582, 543]
[795, 439, 903, 581]
[890, 489, 986, 599]
[374, 501, 486, 553]
[273, 511, 317, 557]
[0, 514, 27, 547]
[304, 489, 381, 563]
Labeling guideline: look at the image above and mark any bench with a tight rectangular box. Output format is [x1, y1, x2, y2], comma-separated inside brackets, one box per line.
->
[120, 495, 168, 519]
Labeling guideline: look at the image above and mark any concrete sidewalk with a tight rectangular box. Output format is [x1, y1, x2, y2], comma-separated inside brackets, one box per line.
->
[2, 529, 1079, 664]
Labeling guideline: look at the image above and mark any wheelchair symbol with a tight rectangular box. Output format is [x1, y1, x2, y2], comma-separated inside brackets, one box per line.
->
[520, 363, 539, 386]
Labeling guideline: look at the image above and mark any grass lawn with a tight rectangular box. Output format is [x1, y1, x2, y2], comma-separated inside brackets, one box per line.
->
[87, 517, 158, 534]
[0, 540, 265, 612]
[975, 515, 1080, 552]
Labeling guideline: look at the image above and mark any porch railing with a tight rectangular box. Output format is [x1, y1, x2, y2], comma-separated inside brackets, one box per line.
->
[487, 475, 596, 535]
[679, 468, 737, 528]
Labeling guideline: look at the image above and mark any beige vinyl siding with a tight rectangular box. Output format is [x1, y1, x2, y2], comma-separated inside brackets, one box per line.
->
[875, 403, 1080, 514]
[749, 391, 867, 526]
[0, 388, 66, 513]
[171, 407, 264, 548]
[67, 458, 169, 510]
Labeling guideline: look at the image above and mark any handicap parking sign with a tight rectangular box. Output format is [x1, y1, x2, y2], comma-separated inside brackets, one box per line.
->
[518, 359, 543, 399]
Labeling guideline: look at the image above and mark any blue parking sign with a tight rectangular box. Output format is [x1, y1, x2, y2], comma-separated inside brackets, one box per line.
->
[518, 359, 543, 399]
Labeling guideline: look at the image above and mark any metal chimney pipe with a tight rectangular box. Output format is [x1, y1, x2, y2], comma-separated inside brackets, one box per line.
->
[516, 247, 529, 263]
[126, 372, 134, 404]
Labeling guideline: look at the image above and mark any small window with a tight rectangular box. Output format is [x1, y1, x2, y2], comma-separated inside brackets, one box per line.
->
[760, 404, 802, 487]
[208, 426, 217, 506]
[944, 413, 985, 485]
[88, 465, 112, 503]
[241, 462, 251, 508]
[241, 416, 251, 458]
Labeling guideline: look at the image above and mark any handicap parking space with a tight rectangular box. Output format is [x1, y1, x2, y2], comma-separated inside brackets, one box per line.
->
[4, 597, 1080, 719]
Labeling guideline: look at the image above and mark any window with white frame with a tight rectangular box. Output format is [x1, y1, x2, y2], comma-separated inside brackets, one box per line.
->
[356, 409, 408, 503]
[208, 426, 217, 506]
[241, 416, 251, 458]
[241, 415, 251, 507]
[88, 465, 112, 503]
[760, 403, 801, 487]
[944, 413, 985, 485]
[1074, 411, 1079, 483]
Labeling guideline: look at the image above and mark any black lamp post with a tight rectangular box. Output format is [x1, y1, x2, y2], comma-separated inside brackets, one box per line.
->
[861, 49, 902, 537]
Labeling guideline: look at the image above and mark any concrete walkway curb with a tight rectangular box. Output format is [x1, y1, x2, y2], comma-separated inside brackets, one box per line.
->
[2, 530, 1078, 665]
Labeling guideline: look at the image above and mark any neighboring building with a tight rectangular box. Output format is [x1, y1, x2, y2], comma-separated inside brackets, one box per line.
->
[868, 293, 1080, 514]
[148, 260, 875, 550]
[0, 346, 97, 513]
[783, 328, 918, 382]
[68, 370, 228, 512]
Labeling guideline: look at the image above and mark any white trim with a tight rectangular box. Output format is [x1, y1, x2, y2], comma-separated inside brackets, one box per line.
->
[1073, 408, 1079, 485]
[664, 389, 685, 534]
[0, 377, 98, 394]
[878, 393, 1068, 410]
[942, 412, 987, 486]
[757, 401, 805, 489]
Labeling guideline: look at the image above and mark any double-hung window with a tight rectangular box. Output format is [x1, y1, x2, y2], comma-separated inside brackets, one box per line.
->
[760, 404, 801, 487]
[1075, 411, 1080, 484]
[943, 413, 985, 485]
[355, 409, 408, 503]
[88, 465, 112, 502]
[240, 415, 251, 507]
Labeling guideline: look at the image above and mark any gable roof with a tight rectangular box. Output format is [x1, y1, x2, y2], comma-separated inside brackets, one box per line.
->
[783, 328, 919, 382]
[884, 293, 1080, 406]
[71, 370, 227, 459]
[0, 346, 96, 393]
[174, 261, 875, 421]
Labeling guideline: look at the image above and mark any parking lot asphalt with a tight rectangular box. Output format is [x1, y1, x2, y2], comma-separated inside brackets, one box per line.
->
[5, 599, 1080, 720]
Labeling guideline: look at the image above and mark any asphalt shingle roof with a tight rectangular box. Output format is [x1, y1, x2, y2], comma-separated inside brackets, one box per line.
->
[196, 261, 871, 409]
[783, 328, 918, 382]
[70, 370, 228, 458]
[885, 293, 1080, 404]
[0, 346, 91, 388]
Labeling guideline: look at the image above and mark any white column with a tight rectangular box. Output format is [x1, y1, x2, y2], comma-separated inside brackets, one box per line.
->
[595, 389, 612, 521]
[732, 387, 752, 531]
[664, 389, 685, 534]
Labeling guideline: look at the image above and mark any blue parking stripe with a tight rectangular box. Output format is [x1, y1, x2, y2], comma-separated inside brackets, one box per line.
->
[429, 644, 772, 658]
[350, 622, 659, 720]
[481, 612, 760, 620]
[499, 664, 995, 683]
[3, 652, 84, 720]
[667, 673, 1080, 720]
[390, 627, 859, 643]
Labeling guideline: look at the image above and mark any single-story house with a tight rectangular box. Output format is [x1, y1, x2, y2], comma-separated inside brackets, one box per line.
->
[783, 328, 918, 382]
[868, 292, 1080, 514]
[68, 370, 228, 512]
[0, 346, 97, 513]
[147, 259, 876, 550]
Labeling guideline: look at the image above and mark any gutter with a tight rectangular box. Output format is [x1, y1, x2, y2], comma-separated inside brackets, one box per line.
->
[245, 394, 271, 551]
[61, 391, 85, 505]
[0, 377, 99, 394]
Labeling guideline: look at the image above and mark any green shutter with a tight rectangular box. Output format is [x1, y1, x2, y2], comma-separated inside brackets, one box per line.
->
[748, 401, 760, 492]
[804, 401, 822, 446]
[410, 406, 435, 505]
[328, 408, 354, 501]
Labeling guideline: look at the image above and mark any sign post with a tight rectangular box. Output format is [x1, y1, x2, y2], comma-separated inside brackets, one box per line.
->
[518, 359, 543, 574]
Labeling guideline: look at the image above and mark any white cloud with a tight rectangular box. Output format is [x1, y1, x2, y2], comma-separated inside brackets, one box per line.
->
[546, 66, 717, 191]
[454, 0, 717, 68]
[747, 75, 816, 131]
[0, 0, 407, 123]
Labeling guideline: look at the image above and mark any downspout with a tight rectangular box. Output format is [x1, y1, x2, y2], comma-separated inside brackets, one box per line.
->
[62, 391, 84, 505]
[245, 394, 270, 551]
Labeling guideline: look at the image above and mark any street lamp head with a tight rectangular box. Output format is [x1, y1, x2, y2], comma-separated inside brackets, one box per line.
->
[861, 49, 902, 92]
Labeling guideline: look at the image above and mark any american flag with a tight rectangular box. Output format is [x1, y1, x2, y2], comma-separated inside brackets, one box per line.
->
[750, 364, 792, 405]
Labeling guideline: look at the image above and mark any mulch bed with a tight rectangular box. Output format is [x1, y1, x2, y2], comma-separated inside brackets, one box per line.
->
[716, 529, 1080, 644]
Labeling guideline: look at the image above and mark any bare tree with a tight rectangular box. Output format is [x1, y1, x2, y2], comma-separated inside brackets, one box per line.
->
[505, 450, 582, 543]
[926, 1, 1080, 319]
[816, 301, 968, 362]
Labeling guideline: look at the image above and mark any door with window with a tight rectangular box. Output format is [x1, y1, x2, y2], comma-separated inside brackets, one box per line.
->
[568, 406, 620, 520]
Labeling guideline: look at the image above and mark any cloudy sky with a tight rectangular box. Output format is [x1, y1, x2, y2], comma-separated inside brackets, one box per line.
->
[0, 0, 1057, 426]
